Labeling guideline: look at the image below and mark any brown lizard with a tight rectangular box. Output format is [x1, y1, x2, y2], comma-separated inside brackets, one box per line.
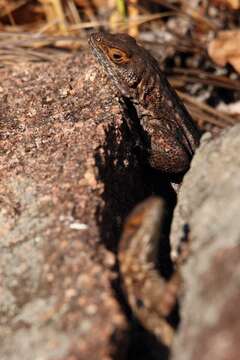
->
[118, 196, 181, 347]
[89, 32, 199, 346]
[88, 31, 200, 175]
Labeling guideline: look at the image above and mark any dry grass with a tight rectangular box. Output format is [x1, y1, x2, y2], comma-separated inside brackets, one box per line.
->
[0, 0, 239, 129]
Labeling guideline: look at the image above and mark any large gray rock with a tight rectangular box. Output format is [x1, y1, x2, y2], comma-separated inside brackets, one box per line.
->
[171, 125, 240, 360]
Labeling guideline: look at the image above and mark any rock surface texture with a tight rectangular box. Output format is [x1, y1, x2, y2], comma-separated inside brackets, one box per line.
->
[1, 50, 240, 360]
[171, 125, 240, 360]
[0, 53, 148, 360]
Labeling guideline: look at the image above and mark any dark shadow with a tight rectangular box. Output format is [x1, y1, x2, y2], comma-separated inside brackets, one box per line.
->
[94, 98, 180, 360]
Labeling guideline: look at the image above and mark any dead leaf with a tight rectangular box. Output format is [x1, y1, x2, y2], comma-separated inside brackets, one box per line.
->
[224, 0, 240, 9]
[211, 0, 240, 9]
[208, 30, 240, 73]
[217, 101, 240, 115]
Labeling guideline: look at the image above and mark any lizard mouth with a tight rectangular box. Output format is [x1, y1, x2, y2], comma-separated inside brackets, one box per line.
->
[88, 33, 133, 98]
[88, 34, 103, 64]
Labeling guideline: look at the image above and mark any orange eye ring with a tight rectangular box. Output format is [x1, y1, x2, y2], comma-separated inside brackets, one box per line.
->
[108, 48, 129, 64]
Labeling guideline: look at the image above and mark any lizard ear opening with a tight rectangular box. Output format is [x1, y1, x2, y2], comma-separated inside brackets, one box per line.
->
[108, 48, 130, 64]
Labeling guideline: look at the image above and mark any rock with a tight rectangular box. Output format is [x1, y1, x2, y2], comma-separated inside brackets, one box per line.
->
[171, 125, 240, 360]
[0, 53, 146, 360]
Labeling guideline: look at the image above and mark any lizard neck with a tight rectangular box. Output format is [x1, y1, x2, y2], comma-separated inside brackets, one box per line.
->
[129, 69, 200, 156]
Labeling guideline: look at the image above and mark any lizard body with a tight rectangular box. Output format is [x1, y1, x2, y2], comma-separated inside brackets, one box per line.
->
[118, 197, 181, 346]
[89, 31, 200, 174]
[88, 32, 197, 346]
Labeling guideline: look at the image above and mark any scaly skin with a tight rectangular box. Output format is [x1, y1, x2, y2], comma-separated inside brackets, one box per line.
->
[88, 32, 197, 346]
[89, 31, 200, 175]
[118, 197, 181, 347]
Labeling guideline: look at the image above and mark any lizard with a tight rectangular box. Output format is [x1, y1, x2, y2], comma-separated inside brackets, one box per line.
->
[88, 32, 200, 346]
[88, 31, 200, 175]
[118, 196, 181, 347]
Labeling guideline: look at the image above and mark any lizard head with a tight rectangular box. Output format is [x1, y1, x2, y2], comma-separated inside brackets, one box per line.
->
[89, 31, 159, 100]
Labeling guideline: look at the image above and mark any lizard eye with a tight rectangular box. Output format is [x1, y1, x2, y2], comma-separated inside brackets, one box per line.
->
[108, 48, 129, 64]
